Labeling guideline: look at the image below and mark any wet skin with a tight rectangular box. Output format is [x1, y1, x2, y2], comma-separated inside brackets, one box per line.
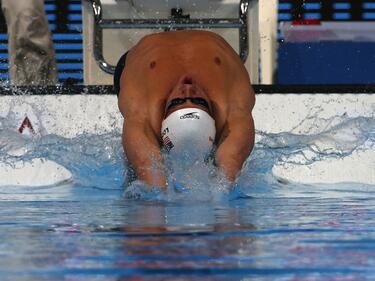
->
[118, 30, 255, 190]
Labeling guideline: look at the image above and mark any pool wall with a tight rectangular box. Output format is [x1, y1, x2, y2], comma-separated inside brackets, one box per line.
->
[0, 91, 373, 137]
[0, 86, 374, 186]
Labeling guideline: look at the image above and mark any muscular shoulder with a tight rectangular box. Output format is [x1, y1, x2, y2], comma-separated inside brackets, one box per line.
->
[137, 30, 218, 39]
[134, 30, 229, 49]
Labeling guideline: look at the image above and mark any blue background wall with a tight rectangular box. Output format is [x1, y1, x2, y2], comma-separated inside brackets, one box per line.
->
[277, 0, 375, 84]
[278, 42, 375, 84]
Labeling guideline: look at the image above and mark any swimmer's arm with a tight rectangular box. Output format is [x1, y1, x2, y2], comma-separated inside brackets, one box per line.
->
[215, 112, 255, 182]
[122, 120, 167, 191]
[214, 71, 255, 182]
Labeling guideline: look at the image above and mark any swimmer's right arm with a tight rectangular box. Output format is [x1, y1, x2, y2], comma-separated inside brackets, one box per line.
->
[118, 61, 167, 191]
[122, 119, 168, 191]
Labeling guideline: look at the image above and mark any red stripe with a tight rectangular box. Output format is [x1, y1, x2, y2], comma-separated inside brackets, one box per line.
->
[292, 19, 321, 26]
[18, 117, 35, 135]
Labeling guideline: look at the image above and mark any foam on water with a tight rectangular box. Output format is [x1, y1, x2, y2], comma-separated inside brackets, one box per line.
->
[1, 104, 374, 201]
[259, 116, 374, 163]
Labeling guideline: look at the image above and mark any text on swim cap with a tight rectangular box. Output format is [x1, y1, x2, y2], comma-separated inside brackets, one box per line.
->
[180, 112, 200, 120]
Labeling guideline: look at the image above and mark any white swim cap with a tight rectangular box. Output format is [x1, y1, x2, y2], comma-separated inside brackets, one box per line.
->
[161, 108, 216, 159]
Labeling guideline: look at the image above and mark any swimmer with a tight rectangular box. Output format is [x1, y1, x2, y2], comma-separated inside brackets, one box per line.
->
[115, 30, 255, 191]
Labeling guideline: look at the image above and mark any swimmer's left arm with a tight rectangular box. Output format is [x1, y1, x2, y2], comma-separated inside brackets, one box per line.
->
[215, 79, 255, 182]
[215, 112, 255, 182]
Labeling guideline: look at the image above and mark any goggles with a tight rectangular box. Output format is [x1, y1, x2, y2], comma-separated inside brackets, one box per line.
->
[167, 97, 210, 112]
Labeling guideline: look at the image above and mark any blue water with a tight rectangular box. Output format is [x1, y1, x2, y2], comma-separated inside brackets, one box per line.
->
[0, 115, 375, 280]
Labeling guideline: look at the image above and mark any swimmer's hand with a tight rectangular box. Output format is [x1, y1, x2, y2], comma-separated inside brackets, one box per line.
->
[228, 183, 253, 200]
[124, 180, 165, 200]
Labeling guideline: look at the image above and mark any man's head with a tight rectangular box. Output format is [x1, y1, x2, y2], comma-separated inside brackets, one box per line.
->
[164, 75, 212, 117]
[161, 76, 216, 159]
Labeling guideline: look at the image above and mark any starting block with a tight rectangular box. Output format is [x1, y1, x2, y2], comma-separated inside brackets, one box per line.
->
[82, 0, 262, 84]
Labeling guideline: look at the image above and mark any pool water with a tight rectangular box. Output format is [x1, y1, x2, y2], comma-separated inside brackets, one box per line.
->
[0, 114, 374, 280]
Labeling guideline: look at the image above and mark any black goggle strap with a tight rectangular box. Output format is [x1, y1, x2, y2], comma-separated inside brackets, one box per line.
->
[191, 98, 209, 108]
[167, 97, 209, 111]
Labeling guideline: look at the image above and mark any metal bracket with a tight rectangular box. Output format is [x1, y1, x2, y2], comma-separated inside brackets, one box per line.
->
[89, 0, 250, 74]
